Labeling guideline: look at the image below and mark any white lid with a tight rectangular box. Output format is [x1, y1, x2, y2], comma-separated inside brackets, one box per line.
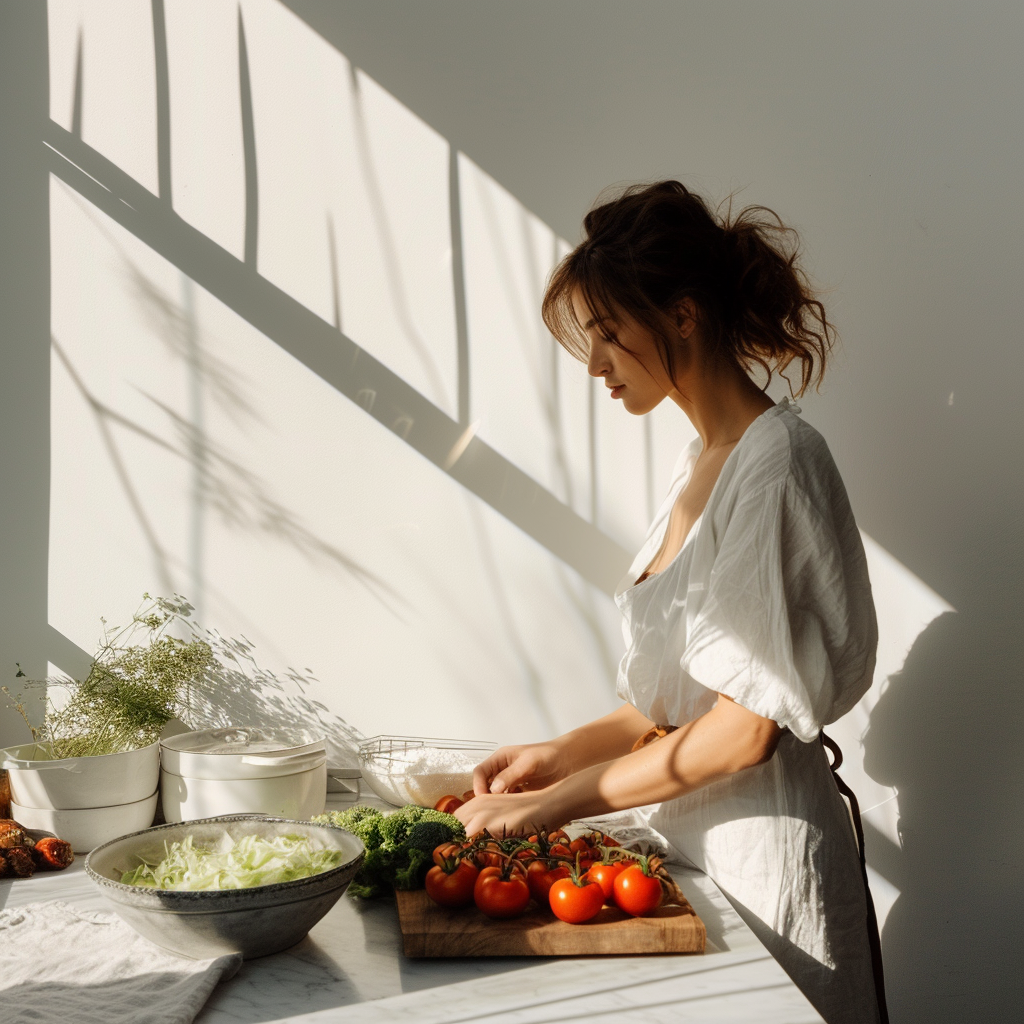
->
[160, 726, 325, 757]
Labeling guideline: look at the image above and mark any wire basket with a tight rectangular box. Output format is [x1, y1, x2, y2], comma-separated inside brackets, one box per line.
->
[357, 735, 496, 808]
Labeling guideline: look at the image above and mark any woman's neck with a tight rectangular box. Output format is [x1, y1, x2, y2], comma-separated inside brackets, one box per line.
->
[666, 359, 775, 451]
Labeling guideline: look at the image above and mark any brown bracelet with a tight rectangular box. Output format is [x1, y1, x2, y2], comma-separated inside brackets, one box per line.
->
[631, 724, 678, 752]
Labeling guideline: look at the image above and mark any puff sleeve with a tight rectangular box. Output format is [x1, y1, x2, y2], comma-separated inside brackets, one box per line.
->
[680, 476, 876, 743]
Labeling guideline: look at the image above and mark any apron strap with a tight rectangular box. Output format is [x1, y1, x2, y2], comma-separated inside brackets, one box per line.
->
[820, 730, 891, 1024]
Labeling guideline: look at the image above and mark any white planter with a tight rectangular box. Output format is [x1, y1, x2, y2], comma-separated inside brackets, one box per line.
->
[0, 741, 160, 810]
[160, 762, 327, 823]
[11, 791, 159, 853]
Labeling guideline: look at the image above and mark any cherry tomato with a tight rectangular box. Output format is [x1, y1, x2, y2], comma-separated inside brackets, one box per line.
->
[548, 842, 572, 860]
[585, 861, 627, 902]
[474, 866, 531, 919]
[462, 790, 476, 802]
[613, 864, 663, 917]
[549, 876, 605, 923]
[425, 859, 479, 908]
[471, 840, 504, 869]
[434, 795, 463, 814]
[431, 842, 464, 867]
[526, 861, 570, 905]
[569, 838, 592, 857]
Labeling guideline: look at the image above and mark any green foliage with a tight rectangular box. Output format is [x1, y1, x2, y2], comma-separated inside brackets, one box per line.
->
[2, 593, 307, 760]
[313, 804, 464, 899]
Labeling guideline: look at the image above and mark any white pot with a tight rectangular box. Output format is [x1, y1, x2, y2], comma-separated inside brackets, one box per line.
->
[11, 791, 159, 853]
[0, 741, 160, 810]
[160, 762, 327, 823]
[159, 727, 326, 780]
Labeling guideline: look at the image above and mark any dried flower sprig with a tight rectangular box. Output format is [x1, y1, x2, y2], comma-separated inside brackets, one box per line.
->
[2, 593, 356, 761]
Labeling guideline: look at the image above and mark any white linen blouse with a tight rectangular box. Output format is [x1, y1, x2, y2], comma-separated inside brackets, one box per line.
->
[615, 398, 881, 1024]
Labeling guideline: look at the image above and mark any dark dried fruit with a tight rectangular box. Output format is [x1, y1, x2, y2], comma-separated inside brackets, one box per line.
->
[4, 845, 34, 877]
[33, 837, 74, 870]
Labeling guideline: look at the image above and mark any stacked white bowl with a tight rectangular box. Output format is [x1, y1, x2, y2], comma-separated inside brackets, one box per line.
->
[1, 741, 160, 853]
[159, 727, 327, 822]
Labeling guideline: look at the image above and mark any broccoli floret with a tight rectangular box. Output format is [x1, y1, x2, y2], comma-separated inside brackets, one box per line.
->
[347, 846, 393, 899]
[319, 804, 465, 898]
[313, 805, 385, 849]
[379, 806, 465, 851]
[393, 847, 434, 891]
[405, 819, 458, 854]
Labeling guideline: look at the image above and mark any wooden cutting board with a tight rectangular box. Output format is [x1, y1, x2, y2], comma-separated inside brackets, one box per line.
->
[395, 888, 706, 957]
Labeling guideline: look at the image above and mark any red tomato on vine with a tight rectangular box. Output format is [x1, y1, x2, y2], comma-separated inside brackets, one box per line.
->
[549, 875, 605, 923]
[425, 859, 478, 908]
[474, 865, 531, 919]
[613, 863, 663, 917]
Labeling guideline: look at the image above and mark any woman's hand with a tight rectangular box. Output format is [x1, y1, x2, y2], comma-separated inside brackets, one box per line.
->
[472, 741, 572, 796]
[454, 788, 569, 837]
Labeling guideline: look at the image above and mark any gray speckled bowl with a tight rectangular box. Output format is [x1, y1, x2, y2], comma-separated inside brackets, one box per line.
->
[84, 814, 364, 960]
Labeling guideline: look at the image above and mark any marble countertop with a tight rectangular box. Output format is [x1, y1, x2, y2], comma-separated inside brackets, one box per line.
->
[0, 793, 824, 1023]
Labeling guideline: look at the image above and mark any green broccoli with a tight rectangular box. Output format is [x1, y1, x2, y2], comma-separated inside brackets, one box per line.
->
[406, 819, 458, 854]
[315, 804, 465, 898]
[313, 805, 385, 849]
[379, 805, 465, 851]
[346, 846, 393, 899]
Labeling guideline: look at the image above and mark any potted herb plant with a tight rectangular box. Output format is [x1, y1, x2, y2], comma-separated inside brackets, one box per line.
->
[1, 595, 215, 811]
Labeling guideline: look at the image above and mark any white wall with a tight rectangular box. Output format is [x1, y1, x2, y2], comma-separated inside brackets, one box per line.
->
[2, 3, 1021, 1021]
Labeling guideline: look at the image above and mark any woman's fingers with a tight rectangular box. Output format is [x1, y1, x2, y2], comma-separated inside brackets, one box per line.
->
[472, 747, 517, 796]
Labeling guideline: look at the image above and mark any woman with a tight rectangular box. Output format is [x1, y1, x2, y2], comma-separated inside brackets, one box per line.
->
[454, 180, 885, 1024]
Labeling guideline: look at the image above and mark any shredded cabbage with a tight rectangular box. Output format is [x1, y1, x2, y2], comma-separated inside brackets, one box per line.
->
[120, 832, 345, 890]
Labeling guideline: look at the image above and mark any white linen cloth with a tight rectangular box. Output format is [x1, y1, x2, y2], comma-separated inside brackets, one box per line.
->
[0, 900, 241, 1024]
[615, 398, 880, 1024]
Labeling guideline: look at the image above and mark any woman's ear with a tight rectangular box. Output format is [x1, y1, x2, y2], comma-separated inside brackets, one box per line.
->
[673, 298, 698, 338]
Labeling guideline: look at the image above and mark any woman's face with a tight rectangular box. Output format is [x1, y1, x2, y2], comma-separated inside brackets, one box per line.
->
[571, 290, 683, 416]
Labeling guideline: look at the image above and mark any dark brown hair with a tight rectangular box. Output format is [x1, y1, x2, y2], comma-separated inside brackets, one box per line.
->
[542, 180, 835, 397]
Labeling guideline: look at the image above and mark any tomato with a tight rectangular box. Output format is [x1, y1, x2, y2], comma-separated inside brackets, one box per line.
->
[526, 861, 570, 905]
[569, 837, 592, 857]
[548, 842, 572, 860]
[425, 859, 479, 908]
[471, 840, 504, 869]
[613, 864, 663, 917]
[432, 842, 464, 867]
[474, 866, 531, 919]
[462, 790, 476, 802]
[601, 834, 621, 847]
[434, 795, 463, 814]
[549, 876, 605, 923]
[585, 861, 627, 902]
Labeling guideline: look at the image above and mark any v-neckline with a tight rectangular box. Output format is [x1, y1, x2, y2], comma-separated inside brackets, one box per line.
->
[627, 399, 785, 593]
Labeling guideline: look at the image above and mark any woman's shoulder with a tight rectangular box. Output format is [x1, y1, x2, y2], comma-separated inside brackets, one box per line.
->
[729, 400, 847, 510]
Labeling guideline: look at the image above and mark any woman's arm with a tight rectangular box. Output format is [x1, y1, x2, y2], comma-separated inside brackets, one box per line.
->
[472, 702, 656, 796]
[457, 695, 780, 836]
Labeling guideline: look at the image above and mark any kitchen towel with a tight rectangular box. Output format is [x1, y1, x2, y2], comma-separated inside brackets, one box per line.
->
[0, 900, 241, 1024]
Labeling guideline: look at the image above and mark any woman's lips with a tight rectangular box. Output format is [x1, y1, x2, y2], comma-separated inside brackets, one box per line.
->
[609, 385, 625, 399]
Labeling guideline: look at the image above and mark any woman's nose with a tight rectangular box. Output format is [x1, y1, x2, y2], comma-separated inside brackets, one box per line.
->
[587, 340, 611, 378]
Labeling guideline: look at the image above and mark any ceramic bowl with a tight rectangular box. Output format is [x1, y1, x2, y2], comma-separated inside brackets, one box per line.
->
[85, 815, 364, 960]
[10, 791, 159, 853]
[1, 741, 160, 809]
